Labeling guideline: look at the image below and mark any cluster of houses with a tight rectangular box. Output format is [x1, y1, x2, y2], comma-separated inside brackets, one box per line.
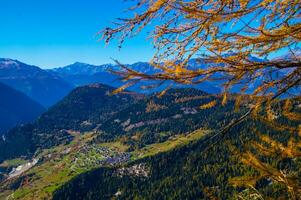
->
[71, 144, 131, 170]
[116, 163, 149, 178]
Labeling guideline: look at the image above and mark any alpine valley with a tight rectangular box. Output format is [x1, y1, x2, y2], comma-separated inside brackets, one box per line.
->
[0, 58, 300, 200]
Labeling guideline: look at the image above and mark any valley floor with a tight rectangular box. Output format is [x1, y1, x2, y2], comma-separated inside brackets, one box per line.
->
[0, 129, 209, 200]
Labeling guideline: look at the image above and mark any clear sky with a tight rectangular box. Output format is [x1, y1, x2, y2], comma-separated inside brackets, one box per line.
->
[0, 0, 155, 68]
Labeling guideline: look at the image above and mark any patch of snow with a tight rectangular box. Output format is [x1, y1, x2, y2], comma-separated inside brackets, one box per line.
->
[0, 59, 19, 68]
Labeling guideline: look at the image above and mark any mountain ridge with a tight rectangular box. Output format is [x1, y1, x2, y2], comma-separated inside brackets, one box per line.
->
[0, 58, 74, 107]
[50, 61, 222, 94]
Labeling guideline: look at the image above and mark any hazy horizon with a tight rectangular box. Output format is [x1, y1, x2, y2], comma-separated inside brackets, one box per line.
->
[0, 56, 153, 70]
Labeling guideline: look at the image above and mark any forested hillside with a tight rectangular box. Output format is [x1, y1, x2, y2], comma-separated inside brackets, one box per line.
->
[54, 119, 297, 200]
[0, 84, 299, 199]
[96, 88, 239, 148]
[0, 84, 137, 163]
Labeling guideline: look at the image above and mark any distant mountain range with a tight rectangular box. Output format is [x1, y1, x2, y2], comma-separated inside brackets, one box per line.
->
[0, 58, 73, 107]
[1, 56, 297, 111]
[0, 58, 222, 110]
[50, 57, 295, 97]
[50, 62, 117, 76]
[0, 82, 45, 135]
[50, 61, 222, 94]
[0, 58, 222, 137]
[49, 63, 123, 89]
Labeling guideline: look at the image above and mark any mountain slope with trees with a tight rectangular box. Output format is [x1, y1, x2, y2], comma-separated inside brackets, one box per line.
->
[0, 85, 234, 163]
[0, 84, 299, 199]
[0, 84, 137, 163]
[0, 82, 45, 135]
[54, 119, 297, 200]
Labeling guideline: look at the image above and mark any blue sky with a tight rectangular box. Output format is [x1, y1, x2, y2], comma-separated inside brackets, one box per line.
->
[0, 0, 154, 68]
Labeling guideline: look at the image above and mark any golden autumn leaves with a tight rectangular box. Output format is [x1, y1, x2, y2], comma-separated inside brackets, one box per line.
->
[102, 0, 300, 114]
[102, 0, 301, 160]
[229, 132, 301, 199]
[101, 1, 301, 198]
